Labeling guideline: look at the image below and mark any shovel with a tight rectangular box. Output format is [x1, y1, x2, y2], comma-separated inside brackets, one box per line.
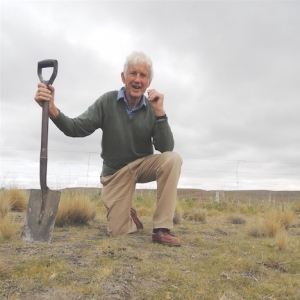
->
[22, 59, 61, 243]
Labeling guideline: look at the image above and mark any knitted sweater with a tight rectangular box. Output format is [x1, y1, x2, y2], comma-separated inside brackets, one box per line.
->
[51, 90, 174, 176]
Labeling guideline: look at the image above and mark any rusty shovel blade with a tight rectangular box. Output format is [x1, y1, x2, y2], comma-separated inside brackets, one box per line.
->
[22, 189, 61, 243]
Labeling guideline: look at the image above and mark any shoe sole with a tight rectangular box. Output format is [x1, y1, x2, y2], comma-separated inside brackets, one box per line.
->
[152, 240, 181, 247]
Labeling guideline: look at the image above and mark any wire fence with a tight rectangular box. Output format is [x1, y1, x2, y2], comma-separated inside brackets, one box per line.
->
[1, 148, 300, 191]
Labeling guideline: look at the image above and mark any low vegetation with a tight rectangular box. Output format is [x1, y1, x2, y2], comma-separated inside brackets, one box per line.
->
[55, 191, 97, 227]
[0, 188, 300, 299]
[247, 207, 295, 238]
[0, 214, 20, 240]
[0, 189, 27, 240]
[0, 191, 11, 217]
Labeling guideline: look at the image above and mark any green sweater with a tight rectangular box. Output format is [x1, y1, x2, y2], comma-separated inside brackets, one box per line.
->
[52, 90, 174, 176]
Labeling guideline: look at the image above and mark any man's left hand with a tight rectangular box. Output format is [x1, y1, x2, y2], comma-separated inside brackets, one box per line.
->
[147, 89, 166, 116]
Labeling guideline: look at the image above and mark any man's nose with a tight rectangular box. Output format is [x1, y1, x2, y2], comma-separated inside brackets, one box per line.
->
[134, 74, 142, 81]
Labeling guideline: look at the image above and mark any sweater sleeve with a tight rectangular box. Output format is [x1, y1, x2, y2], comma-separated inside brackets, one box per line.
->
[152, 119, 174, 152]
[51, 99, 103, 137]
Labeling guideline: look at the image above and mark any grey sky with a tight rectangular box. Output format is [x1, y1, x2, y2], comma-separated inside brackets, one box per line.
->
[1, 0, 300, 190]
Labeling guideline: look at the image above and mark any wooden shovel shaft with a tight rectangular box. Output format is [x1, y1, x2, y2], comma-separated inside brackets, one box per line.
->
[40, 100, 49, 192]
[39, 100, 49, 223]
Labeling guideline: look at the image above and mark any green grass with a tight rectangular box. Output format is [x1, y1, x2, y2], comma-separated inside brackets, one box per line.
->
[0, 189, 300, 299]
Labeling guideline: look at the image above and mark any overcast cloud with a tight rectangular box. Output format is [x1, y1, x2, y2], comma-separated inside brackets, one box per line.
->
[1, 0, 300, 191]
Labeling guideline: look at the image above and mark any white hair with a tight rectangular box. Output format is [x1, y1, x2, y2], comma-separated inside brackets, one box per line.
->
[123, 51, 154, 81]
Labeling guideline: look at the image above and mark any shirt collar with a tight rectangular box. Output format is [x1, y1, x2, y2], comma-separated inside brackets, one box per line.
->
[117, 87, 146, 107]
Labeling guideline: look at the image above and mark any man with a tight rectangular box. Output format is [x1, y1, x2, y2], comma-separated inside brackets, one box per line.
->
[35, 51, 182, 246]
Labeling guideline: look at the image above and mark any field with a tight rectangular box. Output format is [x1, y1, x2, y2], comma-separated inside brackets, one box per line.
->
[1, 188, 300, 300]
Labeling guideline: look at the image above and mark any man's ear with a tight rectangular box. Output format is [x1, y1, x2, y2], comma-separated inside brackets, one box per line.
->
[121, 72, 126, 84]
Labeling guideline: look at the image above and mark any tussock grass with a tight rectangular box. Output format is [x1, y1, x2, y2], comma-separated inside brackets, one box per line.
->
[7, 188, 27, 212]
[275, 229, 290, 250]
[0, 213, 20, 240]
[55, 192, 96, 227]
[279, 207, 295, 229]
[247, 216, 282, 238]
[184, 208, 207, 222]
[246, 218, 266, 238]
[0, 189, 27, 216]
[264, 213, 283, 238]
[247, 207, 296, 238]
[228, 214, 246, 224]
[0, 191, 11, 217]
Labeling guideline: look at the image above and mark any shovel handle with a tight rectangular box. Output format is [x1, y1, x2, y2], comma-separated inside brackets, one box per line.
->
[37, 59, 58, 191]
[37, 59, 58, 87]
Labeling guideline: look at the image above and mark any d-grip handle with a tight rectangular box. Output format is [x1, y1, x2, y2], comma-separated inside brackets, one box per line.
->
[37, 59, 58, 86]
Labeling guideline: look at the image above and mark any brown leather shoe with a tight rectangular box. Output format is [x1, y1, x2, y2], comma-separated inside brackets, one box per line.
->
[152, 229, 181, 246]
[130, 208, 143, 230]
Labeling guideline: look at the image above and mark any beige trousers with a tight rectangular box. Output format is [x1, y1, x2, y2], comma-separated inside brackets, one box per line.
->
[100, 151, 182, 236]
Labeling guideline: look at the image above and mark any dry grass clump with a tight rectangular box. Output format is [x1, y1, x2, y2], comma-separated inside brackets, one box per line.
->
[247, 208, 296, 238]
[264, 216, 283, 238]
[228, 214, 246, 224]
[292, 201, 300, 214]
[0, 189, 27, 216]
[184, 208, 207, 223]
[7, 188, 27, 212]
[0, 191, 11, 217]
[0, 214, 20, 240]
[279, 207, 295, 229]
[247, 218, 267, 238]
[275, 229, 290, 250]
[55, 192, 97, 227]
[247, 216, 282, 238]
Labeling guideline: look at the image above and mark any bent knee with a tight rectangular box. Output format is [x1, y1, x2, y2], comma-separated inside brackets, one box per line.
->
[162, 151, 183, 165]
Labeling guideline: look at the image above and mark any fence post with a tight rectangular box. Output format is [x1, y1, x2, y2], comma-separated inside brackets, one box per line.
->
[215, 191, 220, 203]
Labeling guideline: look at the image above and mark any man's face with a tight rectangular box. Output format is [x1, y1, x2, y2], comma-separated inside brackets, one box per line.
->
[121, 64, 151, 103]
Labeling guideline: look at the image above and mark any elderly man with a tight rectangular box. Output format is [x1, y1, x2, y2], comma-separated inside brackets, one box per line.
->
[34, 51, 182, 246]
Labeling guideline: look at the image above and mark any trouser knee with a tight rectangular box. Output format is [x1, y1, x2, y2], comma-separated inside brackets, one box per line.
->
[161, 151, 183, 168]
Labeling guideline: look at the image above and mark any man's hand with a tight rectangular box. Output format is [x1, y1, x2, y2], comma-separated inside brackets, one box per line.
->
[147, 89, 166, 116]
[35, 83, 59, 118]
